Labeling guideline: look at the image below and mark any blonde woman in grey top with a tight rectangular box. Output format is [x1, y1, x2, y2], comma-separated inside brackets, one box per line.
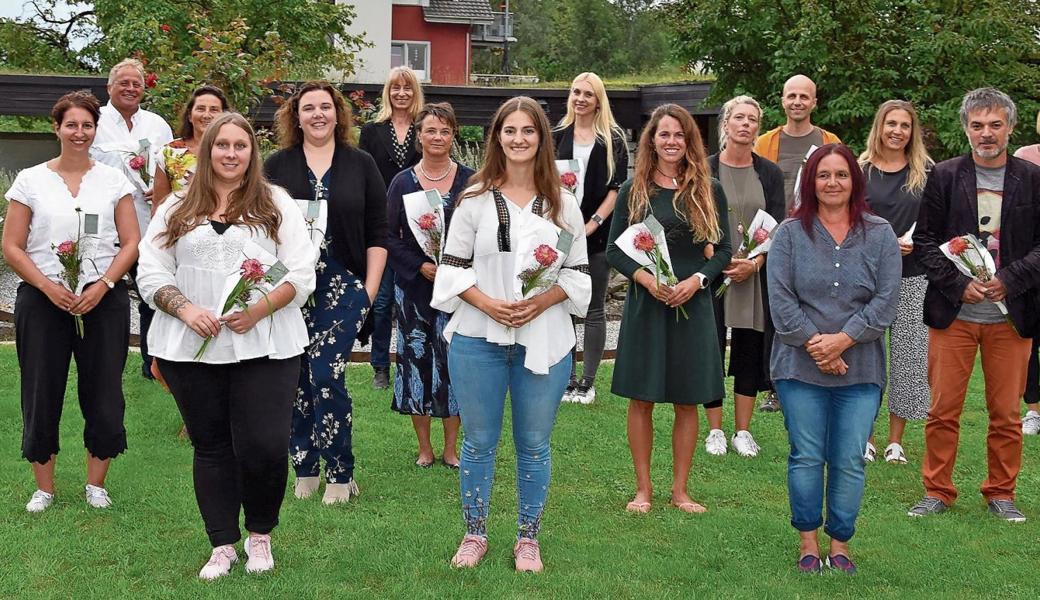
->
[704, 96, 785, 458]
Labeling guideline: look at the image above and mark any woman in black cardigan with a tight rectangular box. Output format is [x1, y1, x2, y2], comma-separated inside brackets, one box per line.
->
[264, 81, 388, 505]
[359, 66, 424, 390]
[552, 72, 629, 405]
[704, 95, 785, 458]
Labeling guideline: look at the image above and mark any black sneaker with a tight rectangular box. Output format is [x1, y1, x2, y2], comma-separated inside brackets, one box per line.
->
[371, 367, 390, 390]
[988, 499, 1026, 523]
[759, 391, 780, 413]
[907, 496, 948, 517]
[574, 378, 596, 405]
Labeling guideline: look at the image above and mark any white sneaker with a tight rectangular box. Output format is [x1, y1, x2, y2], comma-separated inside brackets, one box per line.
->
[199, 545, 238, 580]
[560, 381, 578, 404]
[579, 385, 596, 405]
[573, 379, 596, 405]
[85, 484, 112, 508]
[864, 442, 877, 462]
[704, 429, 727, 455]
[1023, 411, 1040, 435]
[731, 430, 761, 457]
[884, 442, 908, 464]
[26, 490, 54, 513]
[244, 534, 274, 573]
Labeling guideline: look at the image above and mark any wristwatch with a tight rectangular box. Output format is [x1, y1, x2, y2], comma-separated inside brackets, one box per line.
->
[590, 214, 605, 226]
[693, 272, 708, 288]
[99, 275, 116, 289]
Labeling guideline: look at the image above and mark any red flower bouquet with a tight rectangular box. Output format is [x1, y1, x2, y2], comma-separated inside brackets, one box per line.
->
[518, 244, 560, 297]
[193, 258, 279, 360]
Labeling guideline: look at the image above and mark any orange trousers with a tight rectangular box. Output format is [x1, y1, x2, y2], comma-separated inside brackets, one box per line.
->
[923, 319, 1031, 504]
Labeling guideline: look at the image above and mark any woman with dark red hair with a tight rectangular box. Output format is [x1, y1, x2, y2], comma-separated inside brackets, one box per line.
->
[766, 143, 901, 574]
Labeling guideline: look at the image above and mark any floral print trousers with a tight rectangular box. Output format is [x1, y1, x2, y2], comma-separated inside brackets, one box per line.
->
[290, 252, 370, 485]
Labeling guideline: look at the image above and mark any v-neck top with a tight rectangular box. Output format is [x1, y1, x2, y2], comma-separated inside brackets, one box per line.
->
[5, 161, 135, 288]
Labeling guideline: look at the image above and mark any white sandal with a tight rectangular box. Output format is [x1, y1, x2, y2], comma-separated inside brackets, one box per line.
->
[863, 441, 877, 462]
[884, 442, 908, 464]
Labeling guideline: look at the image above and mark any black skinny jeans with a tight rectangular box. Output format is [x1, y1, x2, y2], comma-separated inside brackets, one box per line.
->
[158, 355, 300, 547]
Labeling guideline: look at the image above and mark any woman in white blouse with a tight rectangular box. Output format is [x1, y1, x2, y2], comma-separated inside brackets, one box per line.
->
[3, 91, 139, 514]
[137, 112, 316, 580]
[432, 96, 591, 573]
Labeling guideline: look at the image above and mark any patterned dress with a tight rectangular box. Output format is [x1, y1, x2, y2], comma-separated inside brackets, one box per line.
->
[387, 167, 472, 418]
[289, 170, 371, 488]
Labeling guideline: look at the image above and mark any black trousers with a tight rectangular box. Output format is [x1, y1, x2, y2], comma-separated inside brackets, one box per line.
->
[158, 355, 300, 547]
[15, 281, 130, 464]
[128, 263, 155, 377]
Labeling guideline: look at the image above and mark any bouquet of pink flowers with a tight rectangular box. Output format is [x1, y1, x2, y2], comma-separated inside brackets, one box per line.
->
[555, 159, 582, 195]
[631, 229, 688, 320]
[415, 211, 443, 263]
[941, 233, 1016, 332]
[53, 238, 85, 337]
[518, 244, 560, 297]
[715, 209, 778, 297]
[560, 171, 578, 194]
[194, 251, 288, 361]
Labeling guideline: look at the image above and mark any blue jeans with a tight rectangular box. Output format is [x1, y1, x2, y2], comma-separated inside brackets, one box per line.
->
[448, 334, 570, 539]
[369, 266, 395, 369]
[775, 379, 880, 542]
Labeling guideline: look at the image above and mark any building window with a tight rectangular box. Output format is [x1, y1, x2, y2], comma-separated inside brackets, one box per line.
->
[391, 41, 430, 81]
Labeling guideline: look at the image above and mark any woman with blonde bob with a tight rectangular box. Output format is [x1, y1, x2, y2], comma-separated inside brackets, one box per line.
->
[553, 72, 629, 404]
[607, 103, 732, 514]
[360, 66, 425, 389]
[432, 96, 591, 572]
[857, 100, 933, 464]
[265, 81, 388, 505]
[138, 112, 317, 578]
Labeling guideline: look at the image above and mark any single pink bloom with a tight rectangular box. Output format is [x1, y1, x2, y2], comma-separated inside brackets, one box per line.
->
[128, 155, 146, 170]
[752, 227, 769, 244]
[417, 213, 438, 231]
[947, 237, 968, 256]
[240, 258, 265, 283]
[533, 244, 558, 267]
[633, 230, 656, 252]
[56, 240, 75, 256]
[560, 171, 578, 189]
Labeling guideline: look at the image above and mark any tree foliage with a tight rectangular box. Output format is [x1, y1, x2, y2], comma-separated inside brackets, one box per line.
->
[670, 0, 1040, 159]
[505, 0, 672, 81]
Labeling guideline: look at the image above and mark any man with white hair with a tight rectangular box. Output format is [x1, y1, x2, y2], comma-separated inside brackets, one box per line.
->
[91, 58, 173, 380]
[909, 87, 1040, 523]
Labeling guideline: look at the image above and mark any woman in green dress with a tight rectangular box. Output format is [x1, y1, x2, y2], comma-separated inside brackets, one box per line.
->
[607, 104, 731, 514]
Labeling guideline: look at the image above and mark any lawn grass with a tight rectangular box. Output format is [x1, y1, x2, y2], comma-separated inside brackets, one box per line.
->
[0, 345, 1037, 599]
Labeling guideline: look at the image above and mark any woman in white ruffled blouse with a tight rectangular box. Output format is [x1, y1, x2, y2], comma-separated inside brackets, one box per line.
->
[432, 96, 591, 573]
[137, 112, 317, 580]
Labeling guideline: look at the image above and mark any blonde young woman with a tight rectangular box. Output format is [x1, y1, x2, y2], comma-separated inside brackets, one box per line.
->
[360, 66, 425, 389]
[553, 72, 629, 404]
[432, 97, 591, 572]
[704, 95, 785, 458]
[607, 104, 732, 514]
[138, 112, 317, 578]
[858, 100, 933, 464]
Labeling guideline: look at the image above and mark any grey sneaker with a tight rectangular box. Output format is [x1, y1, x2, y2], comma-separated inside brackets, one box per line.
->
[371, 367, 390, 390]
[759, 391, 780, 413]
[988, 499, 1026, 523]
[1023, 410, 1040, 435]
[907, 496, 948, 517]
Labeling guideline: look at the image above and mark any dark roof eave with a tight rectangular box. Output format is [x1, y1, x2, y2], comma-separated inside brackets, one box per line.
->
[423, 15, 494, 25]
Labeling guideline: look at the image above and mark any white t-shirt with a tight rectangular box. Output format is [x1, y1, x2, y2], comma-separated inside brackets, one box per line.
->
[91, 102, 174, 236]
[431, 187, 591, 374]
[5, 161, 135, 289]
[572, 142, 594, 205]
[137, 186, 319, 364]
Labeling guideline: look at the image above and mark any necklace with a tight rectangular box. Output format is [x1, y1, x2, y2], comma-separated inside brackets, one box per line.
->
[418, 160, 452, 182]
[655, 166, 678, 188]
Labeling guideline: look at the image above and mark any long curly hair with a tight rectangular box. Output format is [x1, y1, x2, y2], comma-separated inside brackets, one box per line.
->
[628, 104, 721, 243]
[273, 81, 354, 149]
[461, 96, 564, 227]
[159, 112, 281, 248]
[858, 99, 932, 195]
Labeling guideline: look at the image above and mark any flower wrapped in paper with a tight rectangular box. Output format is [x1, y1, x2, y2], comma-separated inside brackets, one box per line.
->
[614, 214, 688, 320]
[940, 233, 1017, 333]
[93, 138, 153, 192]
[555, 159, 582, 195]
[295, 181, 329, 307]
[403, 188, 446, 264]
[513, 210, 571, 300]
[194, 239, 291, 360]
[715, 208, 778, 297]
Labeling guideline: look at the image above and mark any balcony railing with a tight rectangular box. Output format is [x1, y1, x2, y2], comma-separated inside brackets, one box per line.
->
[471, 11, 515, 44]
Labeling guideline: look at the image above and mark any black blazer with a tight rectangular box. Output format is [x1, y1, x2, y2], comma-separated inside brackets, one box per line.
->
[914, 154, 1040, 335]
[552, 125, 629, 253]
[359, 120, 421, 188]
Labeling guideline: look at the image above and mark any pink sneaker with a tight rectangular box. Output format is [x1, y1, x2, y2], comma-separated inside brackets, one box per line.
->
[198, 545, 238, 580]
[514, 538, 543, 572]
[244, 534, 274, 573]
[450, 534, 488, 568]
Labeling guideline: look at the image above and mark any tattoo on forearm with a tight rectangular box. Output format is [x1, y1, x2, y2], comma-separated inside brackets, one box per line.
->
[154, 285, 189, 316]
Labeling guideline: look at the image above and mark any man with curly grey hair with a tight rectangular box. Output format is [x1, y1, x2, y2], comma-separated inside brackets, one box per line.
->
[909, 87, 1040, 523]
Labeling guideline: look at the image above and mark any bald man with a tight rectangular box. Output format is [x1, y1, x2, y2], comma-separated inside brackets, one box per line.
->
[754, 75, 841, 211]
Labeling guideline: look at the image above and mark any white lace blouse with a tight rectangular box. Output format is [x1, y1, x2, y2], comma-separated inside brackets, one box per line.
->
[431, 187, 591, 374]
[137, 186, 318, 363]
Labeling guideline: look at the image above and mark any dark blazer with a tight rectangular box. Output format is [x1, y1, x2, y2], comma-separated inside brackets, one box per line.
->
[359, 120, 421, 188]
[914, 154, 1040, 335]
[386, 163, 476, 306]
[552, 125, 629, 253]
